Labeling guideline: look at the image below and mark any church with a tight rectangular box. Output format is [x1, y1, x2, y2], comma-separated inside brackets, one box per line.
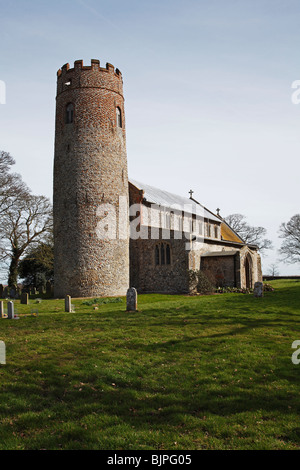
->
[53, 59, 262, 298]
[128, 179, 262, 294]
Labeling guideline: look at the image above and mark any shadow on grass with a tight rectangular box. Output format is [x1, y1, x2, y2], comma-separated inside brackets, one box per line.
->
[0, 347, 299, 450]
[0, 281, 299, 449]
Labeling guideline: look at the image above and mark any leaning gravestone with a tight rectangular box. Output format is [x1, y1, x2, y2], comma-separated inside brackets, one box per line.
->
[0, 341, 5, 364]
[65, 295, 72, 313]
[253, 282, 264, 298]
[21, 292, 29, 305]
[126, 287, 137, 312]
[7, 301, 14, 319]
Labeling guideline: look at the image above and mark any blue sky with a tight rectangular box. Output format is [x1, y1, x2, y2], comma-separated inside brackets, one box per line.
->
[0, 0, 300, 275]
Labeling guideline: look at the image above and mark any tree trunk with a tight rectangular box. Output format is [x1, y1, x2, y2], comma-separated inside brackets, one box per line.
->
[8, 249, 21, 288]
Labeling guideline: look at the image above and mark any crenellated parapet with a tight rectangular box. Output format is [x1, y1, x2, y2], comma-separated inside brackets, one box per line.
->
[56, 59, 123, 96]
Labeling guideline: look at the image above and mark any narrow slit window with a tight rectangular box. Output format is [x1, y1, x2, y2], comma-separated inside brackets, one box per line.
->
[66, 103, 74, 124]
[116, 107, 122, 128]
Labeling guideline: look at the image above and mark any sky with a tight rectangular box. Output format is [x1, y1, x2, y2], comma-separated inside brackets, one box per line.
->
[0, 0, 300, 277]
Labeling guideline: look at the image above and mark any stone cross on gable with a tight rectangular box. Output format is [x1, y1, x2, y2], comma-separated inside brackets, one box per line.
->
[189, 190, 194, 199]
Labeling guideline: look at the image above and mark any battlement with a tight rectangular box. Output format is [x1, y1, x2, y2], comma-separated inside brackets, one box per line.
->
[57, 59, 122, 79]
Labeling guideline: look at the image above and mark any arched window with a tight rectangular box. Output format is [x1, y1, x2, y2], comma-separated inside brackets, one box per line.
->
[166, 244, 171, 265]
[161, 244, 165, 265]
[66, 103, 74, 124]
[116, 107, 122, 128]
[155, 245, 160, 266]
[155, 243, 171, 266]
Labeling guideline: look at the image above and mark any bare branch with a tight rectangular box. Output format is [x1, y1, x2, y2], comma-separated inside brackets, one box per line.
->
[224, 213, 273, 252]
[278, 214, 300, 264]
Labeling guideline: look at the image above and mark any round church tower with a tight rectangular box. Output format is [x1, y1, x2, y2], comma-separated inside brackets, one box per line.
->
[53, 59, 129, 298]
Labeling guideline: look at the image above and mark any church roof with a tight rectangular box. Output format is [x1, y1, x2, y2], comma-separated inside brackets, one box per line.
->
[221, 221, 244, 243]
[129, 179, 221, 223]
[201, 250, 238, 257]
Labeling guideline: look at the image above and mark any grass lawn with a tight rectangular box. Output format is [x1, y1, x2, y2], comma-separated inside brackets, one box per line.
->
[0, 279, 299, 450]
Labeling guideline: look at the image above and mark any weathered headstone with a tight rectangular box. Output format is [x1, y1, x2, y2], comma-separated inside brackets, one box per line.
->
[253, 282, 264, 298]
[126, 287, 137, 312]
[0, 341, 5, 364]
[65, 295, 72, 313]
[46, 281, 52, 297]
[7, 301, 14, 319]
[21, 292, 29, 305]
[0, 301, 4, 318]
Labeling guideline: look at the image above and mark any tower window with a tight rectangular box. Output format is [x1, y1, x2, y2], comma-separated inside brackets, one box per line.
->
[116, 107, 122, 128]
[66, 103, 74, 124]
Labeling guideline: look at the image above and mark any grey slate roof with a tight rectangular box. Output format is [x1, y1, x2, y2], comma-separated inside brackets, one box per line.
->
[129, 179, 221, 223]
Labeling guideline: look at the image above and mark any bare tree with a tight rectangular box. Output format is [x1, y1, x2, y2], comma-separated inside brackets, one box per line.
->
[278, 214, 300, 264]
[0, 151, 53, 287]
[224, 213, 273, 252]
[0, 194, 53, 288]
[267, 263, 279, 277]
[0, 151, 29, 215]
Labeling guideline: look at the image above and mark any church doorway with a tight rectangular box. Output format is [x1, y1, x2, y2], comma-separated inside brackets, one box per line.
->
[244, 254, 253, 289]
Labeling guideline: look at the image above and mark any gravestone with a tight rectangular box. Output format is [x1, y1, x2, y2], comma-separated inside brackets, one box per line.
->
[46, 281, 52, 297]
[253, 282, 264, 298]
[0, 341, 5, 364]
[0, 284, 3, 298]
[126, 287, 137, 312]
[21, 292, 29, 305]
[0, 301, 4, 318]
[7, 301, 14, 319]
[65, 295, 72, 313]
